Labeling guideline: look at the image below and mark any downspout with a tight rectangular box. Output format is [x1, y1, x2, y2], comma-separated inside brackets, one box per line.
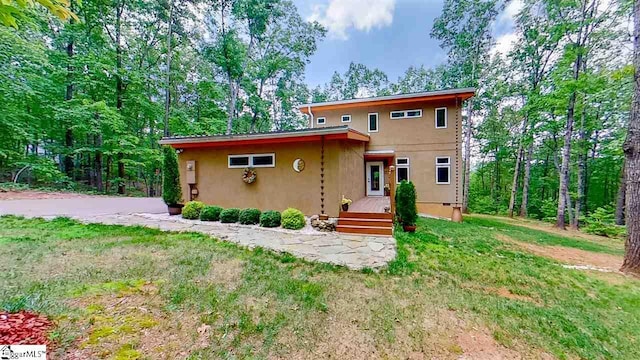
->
[308, 105, 314, 128]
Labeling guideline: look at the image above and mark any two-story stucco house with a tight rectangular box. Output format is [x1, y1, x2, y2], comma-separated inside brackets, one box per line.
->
[159, 88, 475, 235]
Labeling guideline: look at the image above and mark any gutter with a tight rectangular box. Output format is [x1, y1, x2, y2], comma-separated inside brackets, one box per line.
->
[308, 104, 314, 128]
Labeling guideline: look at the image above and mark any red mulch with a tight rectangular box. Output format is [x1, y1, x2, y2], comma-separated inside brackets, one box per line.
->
[0, 311, 55, 346]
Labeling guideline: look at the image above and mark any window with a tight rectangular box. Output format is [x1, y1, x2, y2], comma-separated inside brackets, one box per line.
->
[228, 153, 275, 168]
[390, 109, 422, 119]
[396, 157, 410, 183]
[341, 114, 351, 123]
[435, 156, 450, 184]
[368, 113, 379, 132]
[317, 117, 326, 125]
[435, 107, 447, 128]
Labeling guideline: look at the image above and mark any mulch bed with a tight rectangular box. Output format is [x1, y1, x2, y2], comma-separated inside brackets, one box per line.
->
[0, 311, 55, 346]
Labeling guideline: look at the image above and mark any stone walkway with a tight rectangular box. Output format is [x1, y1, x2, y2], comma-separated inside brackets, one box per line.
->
[71, 213, 396, 270]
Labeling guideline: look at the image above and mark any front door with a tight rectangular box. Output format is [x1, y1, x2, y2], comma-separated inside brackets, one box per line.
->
[366, 161, 384, 196]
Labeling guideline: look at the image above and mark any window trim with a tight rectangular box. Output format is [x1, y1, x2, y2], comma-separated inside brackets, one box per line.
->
[368, 113, 379, 133]
[435, 156, 451, 185]
[396, 157, 410, 184]
[341, 114, 351, 123]
[390, 109, 423, 119]
[317, 117, 326, 125]
[228, 153, 276, 168]
[435, 107, 448, 129]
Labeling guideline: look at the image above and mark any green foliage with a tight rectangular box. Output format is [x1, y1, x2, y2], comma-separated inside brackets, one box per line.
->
[220, 208, 240, 223]
[259, 210, 281, 228]
[162, 147, 182, 206]
[181, 201, 205, 220]
[395, 181, 417, 226]
[582, 206, 626, 238]
[200, 206, 223, 222]
[281, 208, 305, 230]
[239, 208, 261, 225]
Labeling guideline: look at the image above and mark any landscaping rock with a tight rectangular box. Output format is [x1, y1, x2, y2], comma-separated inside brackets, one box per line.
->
[310, 215, 337, 232]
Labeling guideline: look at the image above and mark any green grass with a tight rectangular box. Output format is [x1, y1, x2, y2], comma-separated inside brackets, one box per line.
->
[0, 214, 638, 359]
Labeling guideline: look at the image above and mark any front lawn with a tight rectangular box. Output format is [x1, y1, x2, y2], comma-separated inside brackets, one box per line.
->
[1, 215, 638, 359]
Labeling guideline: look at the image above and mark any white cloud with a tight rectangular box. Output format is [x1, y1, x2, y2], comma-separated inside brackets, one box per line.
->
[490, 0, 523, 56]
[308, 0, 396, 40]
[491, 32, 518, 56]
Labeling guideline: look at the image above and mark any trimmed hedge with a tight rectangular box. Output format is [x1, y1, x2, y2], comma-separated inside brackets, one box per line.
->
[220, 208, 240, 223]
[200, 206, 223, 221]
[260, 210, 281, 228]
[239, 208, 261, 225]
[182, 201, 205, 220]
[281, 208, 305, 230]
[396, 180, 417, 226]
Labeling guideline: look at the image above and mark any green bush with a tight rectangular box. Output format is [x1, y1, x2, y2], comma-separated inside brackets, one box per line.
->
[260, 210, 281, 228]
[182, 201, 205, 220]
[281, 208, 305, 230]
[583, 206, 626, 238]
[162, 146, 182, 206]
[395, 180, 417, 226]
[220, 208, 240, 223]
[239, 208, 261, 225]
[200, 206, 223, 221]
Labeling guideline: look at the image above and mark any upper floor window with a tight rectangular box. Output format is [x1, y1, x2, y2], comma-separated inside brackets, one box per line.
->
[435, 156, 450, 184]
[396, 157, 409, 183]
[390, 109, 422, 119]
[341, 115, 351, 123]
[317, 117, 326, 125]
[435, 107, 448, 128]
[368, 113, 379, 132]
[228, 153, 275, 168]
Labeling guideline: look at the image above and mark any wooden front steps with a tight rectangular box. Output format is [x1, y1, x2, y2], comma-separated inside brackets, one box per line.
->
[337, 211, 393, 236]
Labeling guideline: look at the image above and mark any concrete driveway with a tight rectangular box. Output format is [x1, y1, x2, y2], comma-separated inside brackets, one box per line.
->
[0, 197, 166, 217]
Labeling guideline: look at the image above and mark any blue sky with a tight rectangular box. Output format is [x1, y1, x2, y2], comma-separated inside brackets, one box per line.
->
[292, 0, 521, 87]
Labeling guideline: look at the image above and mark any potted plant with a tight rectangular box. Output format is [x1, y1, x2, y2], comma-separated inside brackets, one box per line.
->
[162, 146, 183, 215]
[396, 180, 417, 232]
[341, 195, 352, 211]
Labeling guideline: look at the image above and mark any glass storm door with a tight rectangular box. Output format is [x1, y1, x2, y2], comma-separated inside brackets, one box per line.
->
[366, 161, 384, 196]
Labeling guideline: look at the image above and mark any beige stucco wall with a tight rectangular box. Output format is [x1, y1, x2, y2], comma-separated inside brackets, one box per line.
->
[338, 141, 366, 208]
[311, 99, 463, 216]
[177, 140, 358, 217]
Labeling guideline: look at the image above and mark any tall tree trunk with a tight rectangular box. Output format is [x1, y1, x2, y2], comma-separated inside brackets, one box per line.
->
[622, 0, 640, 275]
[64, 28, 74, 178]
[509, 117, 528, 217]
[520, 143, 533, 217]
[115, 1, 126, 194]
[616, 162, 626, 225]
[226, 78, 236, 135]
[95, 133, 103, 193]
[163, 0, 173, 137]
[573, 106, 587, 229]
[462, 99, 473, 213]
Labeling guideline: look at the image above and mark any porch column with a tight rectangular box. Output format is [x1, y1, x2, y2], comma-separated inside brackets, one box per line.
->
[389, 165, 396, 215]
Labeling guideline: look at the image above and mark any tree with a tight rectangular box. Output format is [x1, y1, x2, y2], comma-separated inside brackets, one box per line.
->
[622, 0, 640, 275]
[0, 0, 76, 28]
[431, 0, 500, 213]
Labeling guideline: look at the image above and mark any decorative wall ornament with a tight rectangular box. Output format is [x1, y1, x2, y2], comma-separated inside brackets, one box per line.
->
[293, 158, 306, 172]
[242, 167, 257, 184]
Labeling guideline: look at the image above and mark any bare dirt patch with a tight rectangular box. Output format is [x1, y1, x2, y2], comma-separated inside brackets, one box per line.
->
[496, 233, 623, 271]
[0, 189, 93, 200]
[198, 258, 245, 290]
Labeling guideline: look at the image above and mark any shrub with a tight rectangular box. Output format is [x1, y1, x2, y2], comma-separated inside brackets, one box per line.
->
[281, 208, 305, 230]
[239, 208, 261, 225]
[583, 206, 626, 238]
[220, 208, 240, 223]
[200, 206, 223, 221]
[395, 180, 417, 226]
[260, 210, 281, 228]
[162, 146, 182, 206]
[182, 201, 205, 220]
